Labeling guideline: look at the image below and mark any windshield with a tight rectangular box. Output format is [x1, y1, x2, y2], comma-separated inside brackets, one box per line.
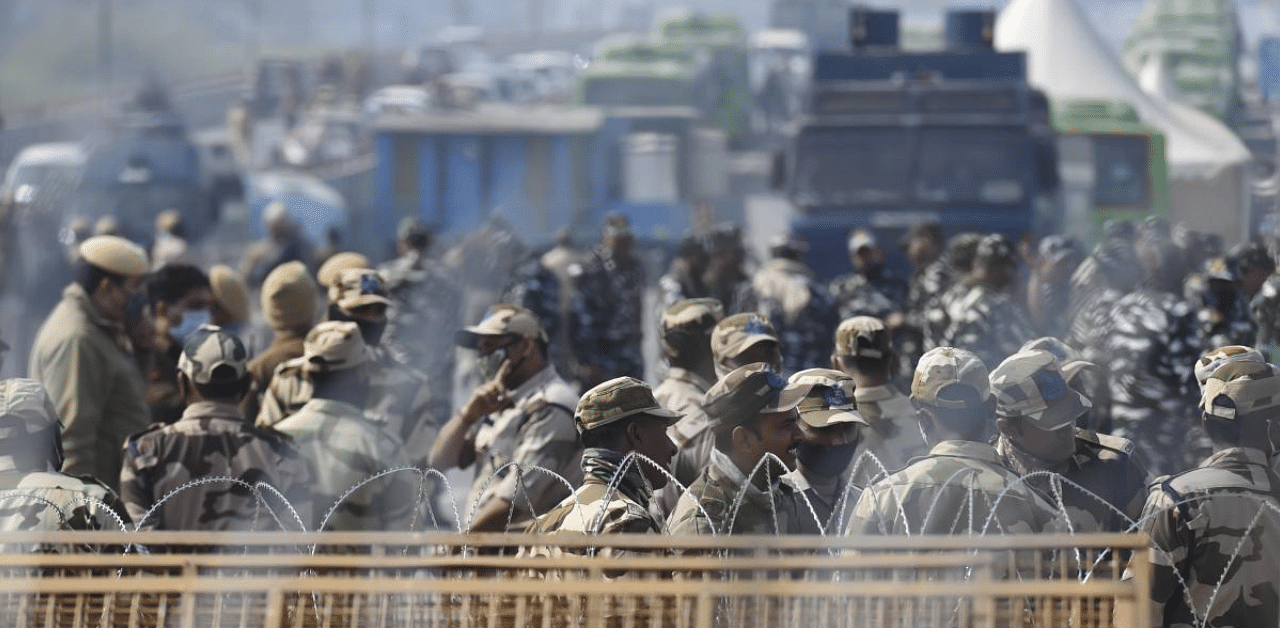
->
[582, 76, 689, 106]
[794, 126, 1029, 206]
[1091, 134, 1150, 207]
[10, 162, 81, 191]
[794, 128, 912, 204]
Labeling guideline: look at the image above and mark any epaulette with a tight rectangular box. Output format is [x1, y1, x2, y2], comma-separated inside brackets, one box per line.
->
[273, 356, 308, 378]
[1075, 430, 1135, 456]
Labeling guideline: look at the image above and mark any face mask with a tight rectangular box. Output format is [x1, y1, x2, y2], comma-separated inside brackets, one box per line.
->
[124, 291, 149, 322]
[357, 318, 387, 347]
[796, 441, 857, 479]
[171, 308, 211, 343]
[477, 345, 511, 382]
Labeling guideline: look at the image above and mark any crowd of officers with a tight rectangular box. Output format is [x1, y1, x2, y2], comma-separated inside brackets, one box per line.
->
[6, 208, 1280, 626]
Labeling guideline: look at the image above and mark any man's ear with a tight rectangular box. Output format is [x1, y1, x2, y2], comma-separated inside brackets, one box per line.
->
[176, 371, 191, 400]
[731, 424, 757, 454]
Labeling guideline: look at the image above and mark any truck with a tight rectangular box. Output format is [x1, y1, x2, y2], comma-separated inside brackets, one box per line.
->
[653, 11, 752, 146]
[774, 8, 1059, 279]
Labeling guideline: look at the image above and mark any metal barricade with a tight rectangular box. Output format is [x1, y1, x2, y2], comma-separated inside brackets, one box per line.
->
[0, 531, 1150, 628]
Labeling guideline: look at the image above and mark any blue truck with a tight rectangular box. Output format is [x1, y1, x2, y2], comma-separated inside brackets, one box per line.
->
[776, 8, 1060, 279]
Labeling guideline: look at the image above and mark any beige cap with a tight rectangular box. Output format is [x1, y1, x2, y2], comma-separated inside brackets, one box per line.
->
[178, 328, 249, 385]
[788, 368, 866, 428]
[261, 261, 317, 331]
[835, 316, 891, 359]
[1019, 337, 1078, 363]
[78, 235, 149, 277]
[155, 209, 182, 233]
[302, 321, 367, 373]
[457, 304, 548, 349]
[329, 268, 392, 312]
[1201, 360, 1280, 420]
[1195, 345, 1266, 391]
[574, 376, 680, 434]
[317, 252, 372, 288]
[989, 349, 1091, 430]
[712, 313, 778, 364]
[912, 347, 991, 409]
[209, 265, 250, 324]
[703, 363, 806, 429]
[660, 298, 724, 358]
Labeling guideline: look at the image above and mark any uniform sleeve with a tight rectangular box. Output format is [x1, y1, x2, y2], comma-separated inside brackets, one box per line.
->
[845, 485, 891, 536]
[39, 336, 105, 478]
[491, 406, 580, 520]
[1136, 486, 1186, 625]
[118, 437, 156, 531]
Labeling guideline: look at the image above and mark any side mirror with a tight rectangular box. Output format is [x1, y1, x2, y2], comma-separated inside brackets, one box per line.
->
[770, 151, 786, 191]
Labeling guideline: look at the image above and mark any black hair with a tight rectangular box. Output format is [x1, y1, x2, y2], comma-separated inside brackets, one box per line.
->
[919, 387, 993, 442]
[713, 413, 765, 453]
[193, 373, 252, 402]
[74, 259, 126, 295]
[145, 264, 210, 307]
[839, 354, 893, 377]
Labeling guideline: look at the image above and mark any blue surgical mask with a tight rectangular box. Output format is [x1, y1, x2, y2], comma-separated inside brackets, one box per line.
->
[171, 308, 211, 344]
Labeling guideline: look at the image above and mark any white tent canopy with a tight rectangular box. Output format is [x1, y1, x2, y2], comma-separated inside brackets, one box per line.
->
[995, 0, 1252, 240]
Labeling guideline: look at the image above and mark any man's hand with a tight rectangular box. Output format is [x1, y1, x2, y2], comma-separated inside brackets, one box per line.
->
[458, 358, 514, 423]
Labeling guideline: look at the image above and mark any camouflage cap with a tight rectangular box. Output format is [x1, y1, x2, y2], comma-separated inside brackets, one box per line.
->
[1201, 360, 1280, 421]
[1195, 345, 1266, 391]
[0, 378, 60, 437]
[847, 229, 876, 252]
[911, 347, 991, 409]
[303, 321, 367, 373]
[788, 368, 866, 428]
[1019, 337, 1078, 363]
[660, 298, 724, 357]
[835, 316, 891, 359]
[574, 376, 681, 434]
[1204, 257, 1235, 282]
[209, 265, 250, 324]
[317, 252, 372, 288]
[79, 235, 149, 277]
[703, 363, 806, 429]
[989, 349, 1091, 430]
[457, 304, 548, 349]
[712, 313, 778, 364]
[178, 327, 250, 385]
[155, 209, 182, 233]
[329, 268, 392, 312]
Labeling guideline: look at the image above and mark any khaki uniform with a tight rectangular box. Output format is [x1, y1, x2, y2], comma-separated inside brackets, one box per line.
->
[120, 401, 313, 531]
[655, 367, 715, 488]
[783, 467, 858, 535]
[851, 384, 928, 475]
[846, 440, 1061, 535]
[28, 284, 150, 490]
[667, 448, 803, 535]
[1138, 448, 1280, 628]
[532, 448, 665, 535]
[274, 398, 416, 531]
[468, 366, 581, 531]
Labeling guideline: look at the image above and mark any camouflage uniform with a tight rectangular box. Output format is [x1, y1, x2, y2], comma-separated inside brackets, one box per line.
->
[745, 258, 839, 374]
[1188, 259, 1255, 352]
[379, 249, 460, 417]
[846, 440, 1061, 535]
[1250, 273, 1280, 354]
[120, 401, 312, 531]
[468, 366, 583, 531]
[941, 280, 1037, 370]
[828, 273, 900, 322]
[532, 449, 665, 535]
[851, 384, 928, 475]
[501, 255, 563, 368]
[1104, 289, 1202, 476]
[1139, 447, 1280, 628]
[668, 448, 803, 535]
[0, 379, 126, 533]
[570, 246, 646, 383]
[655, 367, 715, 489]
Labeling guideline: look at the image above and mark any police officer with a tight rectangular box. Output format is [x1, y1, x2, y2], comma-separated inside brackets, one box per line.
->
[29, 235, 151, 491]
[430, 305, 581, 532]
[831, 316, 928, 473]
[941, 234, 1036, 369]
[744, 233, 838, 375]
[208, 266, 250, 337]
[245, 261, 316, 420]
[0, 378, 126, 532]
[655, 298, 724, 490]
[120, 328, 311, 531]
[783, 368, 866, 534]
[828, 229, 905, 322]
[1138, 360, 1280, 628]
[1190, 257, 1255, 352]
[570, 216, 646, 387]
[846, 347, 1060, 536]
[273, 321, 416, 531]
[989, 349, 1149, 533]
[667, 363, 805, 535]
[240, 202, 314, 288]
[533, 377, 679, 535]
[316, 251, 371, 293]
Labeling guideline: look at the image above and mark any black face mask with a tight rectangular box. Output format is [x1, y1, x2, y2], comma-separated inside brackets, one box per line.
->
[332, 307, 387, 347]
[796, 441, 857, 479]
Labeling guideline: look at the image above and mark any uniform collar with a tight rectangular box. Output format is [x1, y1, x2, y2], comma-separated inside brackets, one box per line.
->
[180, 401, 245, 422]
[928, 440, 1002, 465]
[1200, 447, 1271, 470]
[510, 365, 559, 402]
[65, 283, 122, 335]
[300, 397, 366, 420]
[665, 367, 713, 393]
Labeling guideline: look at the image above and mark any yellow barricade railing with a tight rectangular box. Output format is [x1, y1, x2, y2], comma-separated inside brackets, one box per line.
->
[0, 531, 1149, 628]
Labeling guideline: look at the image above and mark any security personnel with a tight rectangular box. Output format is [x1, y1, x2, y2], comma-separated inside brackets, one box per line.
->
[430, 305, 581, 532]
[316, 251, 371, 292]
[29, 235, 151, 491]
[667, 363, 805, 536]
[828, 229, 906, 322]
[990, 349, 1149, 533]
[783, 368, 866, 534]
[1138, 360, 1280, 628]
[941, 234, 1036, 369]
[0, 378, 126, 532]
[208, 265, 251, 336]
[654, 298, 724, 490]
[744, 233, 838, 375]
[831, 316, 928, 473]
[846, 347, 1060, 536]
[570, 216, 646, 387]
[245, 261, 317, 420]
[120, 328, 311, 531]
[711, 312, 782, 378]
[533, 377, 679, 535]
[273, 321, 415, 531]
